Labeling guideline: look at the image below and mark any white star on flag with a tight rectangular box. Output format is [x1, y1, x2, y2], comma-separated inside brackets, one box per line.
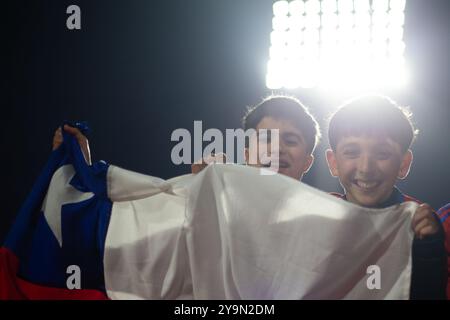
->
[41, 164, 94, 247]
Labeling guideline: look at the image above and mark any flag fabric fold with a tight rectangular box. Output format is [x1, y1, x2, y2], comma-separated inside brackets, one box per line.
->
[104, 164, 416, 299]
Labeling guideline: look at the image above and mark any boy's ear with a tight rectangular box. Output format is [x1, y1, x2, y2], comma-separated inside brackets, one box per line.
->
[302, 154, 315, 174]
[325, 149, 339, 177]
[397, 149, 413, 179]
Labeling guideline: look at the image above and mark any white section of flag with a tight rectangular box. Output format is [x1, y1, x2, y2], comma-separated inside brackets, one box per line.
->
[103, 164, 414, 299]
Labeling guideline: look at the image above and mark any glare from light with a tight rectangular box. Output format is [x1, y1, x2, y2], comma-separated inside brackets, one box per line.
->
[286, 29, 302, 44]
[303, 29, 320, 45]
[337, 26, 354, 43]
[272, 16, 290, 31]
[372, 0, 389, 12]
[372, 11, 389, 28]
[269, 45, 286, 60]
[354, 26, 371, 42]
[321, 13, 339, 29]
[338, 13, 354, 29]
[286, 43, 303, 59]
[372, 26, 389, 42]
[270, 30, 287, 46]
[388, 40, 406, 57]
[305, 14, 321, 29]
[338, 0, 353, 13]
[387, 26, 404, 41]
[266, 0, 409, 90]
[321, 27, 338, 45]
[321, 0, 337, 13]
[288, 15, 305, 30]
[354, 12, 371, 27]
[388, 11, 405, 26]
[354, 0, 370, 12]
[273, 0, 289, 17]
[289, 0, 305, 15]
[371, 40, 388, 60]
[305, 0, 321, 15]
[389, 0, 406, 12]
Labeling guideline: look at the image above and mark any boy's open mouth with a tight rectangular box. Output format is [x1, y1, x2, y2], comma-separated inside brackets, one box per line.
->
[352, 179, 380, 191]
[261, 160, 290, 169]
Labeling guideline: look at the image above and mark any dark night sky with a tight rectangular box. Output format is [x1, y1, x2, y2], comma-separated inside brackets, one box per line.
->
[2, 0, 450, 242]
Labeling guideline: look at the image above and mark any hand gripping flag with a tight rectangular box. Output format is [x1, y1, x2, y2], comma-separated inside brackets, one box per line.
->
[0, 123, 110, 299]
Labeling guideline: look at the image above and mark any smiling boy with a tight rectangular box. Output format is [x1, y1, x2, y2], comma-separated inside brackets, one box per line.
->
[326, 94, 447, 299]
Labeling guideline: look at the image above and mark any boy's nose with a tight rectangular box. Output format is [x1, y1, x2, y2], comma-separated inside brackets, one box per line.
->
[357, 154, 376, 175]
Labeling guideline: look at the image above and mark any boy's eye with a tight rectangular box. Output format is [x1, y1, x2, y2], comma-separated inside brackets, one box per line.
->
[282, 133, 301, 146]
[376, 151, 392, 160]
[342, 149, 359, 158]
[284, 137, 298, 146]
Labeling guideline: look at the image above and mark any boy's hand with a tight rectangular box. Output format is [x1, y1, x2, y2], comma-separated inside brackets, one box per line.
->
[191, 153, 227, 174]
[411, 203, 440, 240]
[52, 124, 92, 165]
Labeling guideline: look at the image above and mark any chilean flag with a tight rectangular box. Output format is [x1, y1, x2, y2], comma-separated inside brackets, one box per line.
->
[0, 123, 110, 299]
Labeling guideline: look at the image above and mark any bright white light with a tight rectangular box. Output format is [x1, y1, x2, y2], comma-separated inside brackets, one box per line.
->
[337, 26, 354, 43]
[269, 45, 286, 60]
[288, 15, 305, 30]
[372, 11, 389, 28]
[286, 29, 303, 44]
[303, 28, 320, 44]
[371, 40, 388, 60]
[372, 0, 389, 12]
[321, 13, 339, 29]
[388, 11, 405, 26]
[354, 26, 370, 42]
[286, 43, 303, 59]
[297, 60, 320, 88]
[372, 26, 389, 42]
[390, 0, 406, 12]
[266, 0, 409, 90]
[338, 0, 353, 13]
[354, 0, 370, 12]
[321, 0, 337, 13]
[305, 14, 321, 29]
[270, 31, 287, 46]
[338, 12, 354, 29]
[289, 0, 305, 15]
[387, 25, 404, 41]
[272, 16, 290, 31]
[321, 27, 338, 45]
[354, 12, 371, 27]
[305, 0, 320, 15]
[388, 40, 406, 57]
[273, 0, 289, 17]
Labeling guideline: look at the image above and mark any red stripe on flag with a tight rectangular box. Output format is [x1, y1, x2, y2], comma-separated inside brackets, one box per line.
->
[0, 247, 108, 300]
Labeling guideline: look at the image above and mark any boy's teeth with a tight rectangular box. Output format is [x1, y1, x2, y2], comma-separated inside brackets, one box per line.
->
[356, 181, 377, 189]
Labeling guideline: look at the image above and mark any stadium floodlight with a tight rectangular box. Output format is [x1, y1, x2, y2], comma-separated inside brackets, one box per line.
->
[273, 0, 289, 16]
[289, 0, 305, 15]
[266, 0, 409, 90]
[321, 0, 337, 13]
[354, 0, 370, 12]
[305, 0, 321, 14]
[389, 0, 406, 12]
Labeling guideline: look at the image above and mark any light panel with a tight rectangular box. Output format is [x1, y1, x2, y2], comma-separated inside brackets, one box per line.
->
[266, 0, 409, 90]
